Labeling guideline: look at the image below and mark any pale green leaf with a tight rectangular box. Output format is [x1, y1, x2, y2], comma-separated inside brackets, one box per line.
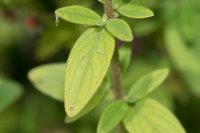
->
[127, 68, 169, 103]
[65, 28, 115, 117]
[65, 79, 109, 123]
[118, 4, 154, 19]
[106, 19, 133, 42]
[28, 63, 65, 102]
[55, 5, 101, 25]
[0, 78, 23, 112]
[123, 98, 186, 133]
[97, 100, 128, 133]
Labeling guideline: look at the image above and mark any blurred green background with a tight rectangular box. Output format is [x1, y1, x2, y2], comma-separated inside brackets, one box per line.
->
[0, 0, 200, 133]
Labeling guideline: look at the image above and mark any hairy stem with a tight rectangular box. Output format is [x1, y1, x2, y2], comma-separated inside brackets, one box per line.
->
[111, 44, 123, 99]
[104, 1, 124, 133]
[104, 0, 122, 99]
[104, 0, 123, 99]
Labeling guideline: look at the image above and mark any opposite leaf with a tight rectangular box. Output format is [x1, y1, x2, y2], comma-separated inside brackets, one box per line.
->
[123, 98, 186, 133]
[65, 28, 115, 117]
[55, 5, 101, 25]
[127, 68, 169, 103]
[0, 78, 23, 112]
[106, 19, 133, 42]
[97, 100, 128, 133]
[28, 63, 65, 101]
[118, 4, 154, 19]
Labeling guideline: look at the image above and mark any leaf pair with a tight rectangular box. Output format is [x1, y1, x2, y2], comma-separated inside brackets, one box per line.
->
[55, 5, 133, 42]
[98, 0, 154, 18]
[97, 69, 186, 133]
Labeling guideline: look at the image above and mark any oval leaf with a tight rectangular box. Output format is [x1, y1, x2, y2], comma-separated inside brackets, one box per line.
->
[65, 28, 115, 117]
[0, 78, 23, 112]
[118, 4, 154, 19]
[28, 63, 65, 102]
[55, 5, 101, 25]
[97, 100, 128, 133]
[123, 98, 186, 133]
[127, 68, 169, 103]
[106, 19, 133, 42]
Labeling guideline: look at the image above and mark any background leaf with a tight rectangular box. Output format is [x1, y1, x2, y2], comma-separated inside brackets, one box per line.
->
[119, 44, 132, 73]
[106, 19, 133, 42]
[28, 63, 65, 102]
[0, 78, 23, 113]
[55, 5, 101, 25]
[97, 100, 128, 133]
[164, 23, 200, 96]
[123, 98, 186, 133]
[64, 28, 115, 117]
[118, 4, 154, 19]
[127, 68, 169, 103]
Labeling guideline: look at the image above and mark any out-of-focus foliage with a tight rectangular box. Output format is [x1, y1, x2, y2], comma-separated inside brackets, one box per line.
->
[0, 78, 23, 112]
[0, 0, 200, 133]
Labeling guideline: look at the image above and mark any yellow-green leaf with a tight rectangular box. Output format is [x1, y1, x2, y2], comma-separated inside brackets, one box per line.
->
[106, 19, 133, 42]
[65, 79, 109, 123]
[123, 98, 186, 133]
[118, 4, 154, 19]
[55, 5, 101, 25]
[28, 63, 65, 102]
[65, 28, 115, 117]
[127, 68, 169, 103]
[0, 78, 23, 112]
[97, 100, 128, 133]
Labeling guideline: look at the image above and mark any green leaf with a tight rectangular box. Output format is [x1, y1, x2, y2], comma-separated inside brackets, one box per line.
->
[113, 0, 122, 9]
[127, 68, 169, 103]
[123, 98, 186, 133]
[36, 26, 72, 61]
[55, 5, 101, 25]
[164, 23, 200, 96]
[28, 63, 65, 102]
[119, 44, 132, 73]
[0, 78, 23, 112]
[97, 100, 128, 133]
[65, 79, 109, 123]
[65, 28, 115, 117]
[98, 0, 104, 4]
[118, 4, 154, 19]
[106, 19, 133, 42]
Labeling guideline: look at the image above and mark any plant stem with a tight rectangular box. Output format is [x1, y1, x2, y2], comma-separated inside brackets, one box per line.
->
[104, 0, 123, 99]
[104, 1, 124, 133]
[111, 44, 123, 99]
